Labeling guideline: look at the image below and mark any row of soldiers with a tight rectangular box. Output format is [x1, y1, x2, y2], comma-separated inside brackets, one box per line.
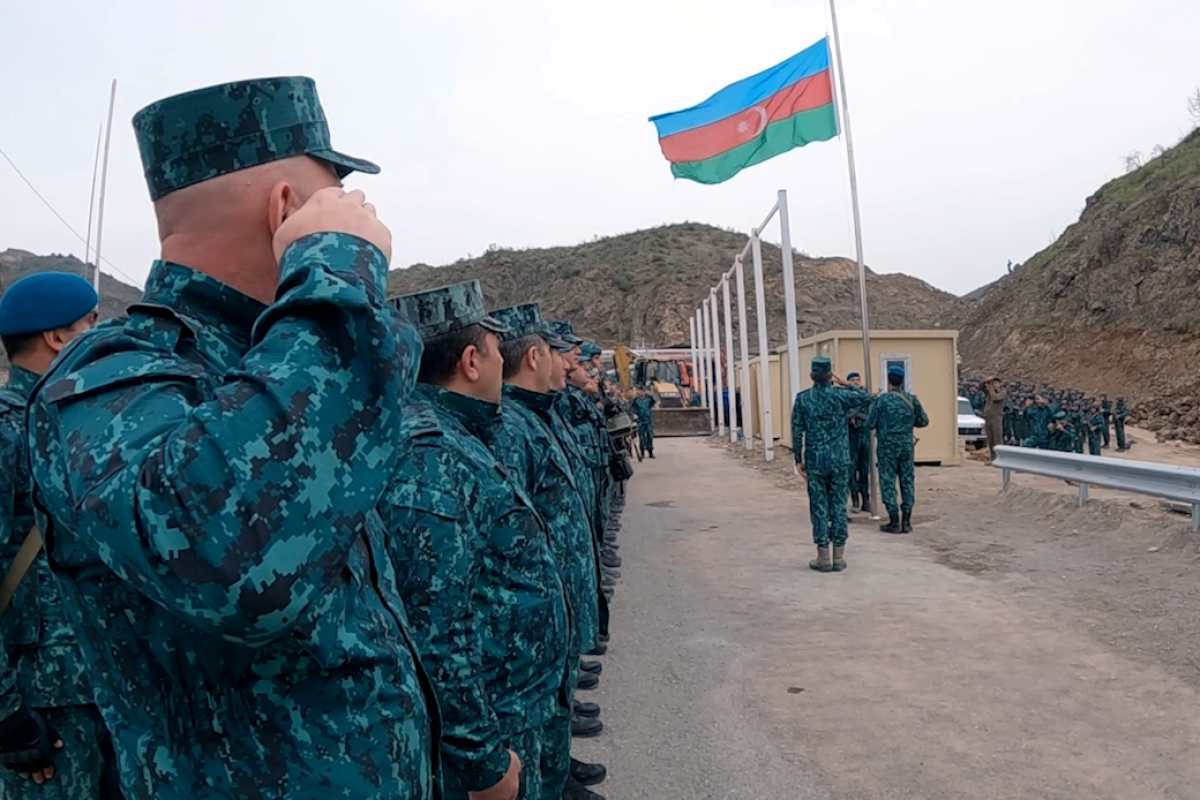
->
[793, 361, 930, 573]
[0, 77, 638, 800]
[967, 379, 1130, 454]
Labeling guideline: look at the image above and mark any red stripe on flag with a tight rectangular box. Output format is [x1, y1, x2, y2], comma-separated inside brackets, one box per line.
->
[657, 69, 835, 163]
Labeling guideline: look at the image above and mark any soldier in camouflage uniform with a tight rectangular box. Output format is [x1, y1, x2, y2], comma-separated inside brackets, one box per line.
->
[631, 389, 657, 460]
[383, 284, 571, 800]
[790, 357, 871, 572]
[26, 78, 438, 800]
[0, 273, 119, 797]
[1087, 404, 1105, 456]
[1100, 393, 1113, 449]
[868, 365, 930, 534]
[1050, 411, 1076, 452]
[489, 304, 608, 790]
[845, 372, 871, 513]
[1114, 396, 1129, 451]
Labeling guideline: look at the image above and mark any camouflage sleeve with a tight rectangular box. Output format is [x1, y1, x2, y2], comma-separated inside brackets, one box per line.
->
[866, 396, 881, 432]
[913, 396, 930, 429]
[33, 233, 418, 647]
[0, 424, 26, 720]
[842, 385, 872, 409]
[790, 394, 804, 464]
[380, 445, 509, 791]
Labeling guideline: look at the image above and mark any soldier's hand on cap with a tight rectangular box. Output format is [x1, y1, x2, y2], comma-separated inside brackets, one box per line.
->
[273, 187, 392, 263]
[0, 705, 63, 784]
[468, 749, 521, 800]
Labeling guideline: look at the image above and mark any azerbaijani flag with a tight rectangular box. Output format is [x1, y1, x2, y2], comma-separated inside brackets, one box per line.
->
[649, 39, 839, 185]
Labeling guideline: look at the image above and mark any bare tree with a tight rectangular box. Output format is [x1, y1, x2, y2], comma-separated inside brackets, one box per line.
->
[1189, 88, 1200, 127]
[1123, 151, 1143, 173]
[1150, 144, 1167, 159]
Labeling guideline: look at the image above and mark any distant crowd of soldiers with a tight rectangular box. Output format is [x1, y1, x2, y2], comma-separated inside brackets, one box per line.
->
[964, 378, 1130, 455]
[0, 78, 657, 800]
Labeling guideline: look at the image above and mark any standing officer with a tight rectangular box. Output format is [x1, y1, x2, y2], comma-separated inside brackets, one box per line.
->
[982, 376, 1006, 456]
[0, 273, 117, 797]
[631, 388, 657, 460]
[1100, 393, 1113, 449]
[383, 283, 571, 800]
[1113, 396, 1129, 451]
[26, 78, 436, 799]
[868, 365, 930, 534]
[1087, 403, 1105, 455]
[791, 357, 871, 573]
[846, 372, 871, 513]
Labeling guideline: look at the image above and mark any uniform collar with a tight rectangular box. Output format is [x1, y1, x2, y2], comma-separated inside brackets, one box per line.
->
[418, 383, 501, 437]
[504, 383, 555, 412]
[3, 364, 40, 400]
[139, 261, 267, 346]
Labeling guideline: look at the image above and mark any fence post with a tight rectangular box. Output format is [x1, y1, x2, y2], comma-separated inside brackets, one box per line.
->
[1078, 482, 1089, 506]
[1002, 468, 1010, 489]
[1192, 504, 1199, 533]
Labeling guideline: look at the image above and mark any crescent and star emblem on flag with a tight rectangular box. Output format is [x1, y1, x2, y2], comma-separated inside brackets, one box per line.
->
[736, 106, 769, 140]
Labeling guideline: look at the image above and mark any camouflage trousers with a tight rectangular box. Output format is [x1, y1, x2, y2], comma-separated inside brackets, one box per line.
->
[877, 444, 916, 515]
[805, 467, 850, 547]
[0, 704, 120, 799]
[637, 423, 654, 453]
[1114, 419, 1127, 449]
[1088, 433, 1103, 456]
[850, 433, 870, 497]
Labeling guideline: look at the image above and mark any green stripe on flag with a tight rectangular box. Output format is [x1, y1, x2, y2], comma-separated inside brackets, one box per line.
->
[670, 104, 839, 185]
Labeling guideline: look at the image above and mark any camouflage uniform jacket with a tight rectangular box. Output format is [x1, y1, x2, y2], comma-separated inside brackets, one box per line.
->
[28, 235, 439, 800]
[498, 385, 599, 654]
[380, 384, 570, 792]
[631, 396, 656, 429]
[0, 366, 91, 716]
[557, 387, 608, 531]
[790, 384, 872, 469]
[848, 401, 870, 443]
[867, 389, 931, 451]
[1114, 401, 1128, 420]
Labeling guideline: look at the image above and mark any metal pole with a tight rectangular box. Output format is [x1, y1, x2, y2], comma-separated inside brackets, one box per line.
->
[701, 304, 716, 432]
[84, 123, 102, 284]
[777, 190, 801, 404]
[722, 276, 738, 443]
[710, 292, 726, 437]
[827, 8, 878, 516]
[694, 310, 705, 409]
[689, 315, 699, 407]
[735, 257, 755, 450]
[751, 230, 774, 462]
[92, 79, 118, 296]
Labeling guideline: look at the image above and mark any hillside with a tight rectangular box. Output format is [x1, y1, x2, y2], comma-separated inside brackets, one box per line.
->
[0, 249, 142, 373]
[959, 128, 1200, 440]
[387, 223, 966, 348]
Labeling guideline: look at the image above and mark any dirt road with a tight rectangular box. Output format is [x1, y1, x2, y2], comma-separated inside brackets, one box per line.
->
[576, 436, 1200, 799]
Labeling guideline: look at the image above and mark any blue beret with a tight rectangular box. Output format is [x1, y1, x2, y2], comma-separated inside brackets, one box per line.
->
[846, 372, 860, 380]
[888, 365, 906, 378]
[0, 272, 98, 336]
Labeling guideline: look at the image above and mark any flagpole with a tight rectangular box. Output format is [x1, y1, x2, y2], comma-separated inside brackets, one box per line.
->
[92, 79, 118, 297]
[827, 1, 879, 518]
[83, 123, 102, 285]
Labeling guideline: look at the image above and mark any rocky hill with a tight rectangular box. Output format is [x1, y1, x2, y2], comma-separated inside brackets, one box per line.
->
[387, 223, 966, 348]
[959, 129, 1200, 441]
[0, 249, 142, 374]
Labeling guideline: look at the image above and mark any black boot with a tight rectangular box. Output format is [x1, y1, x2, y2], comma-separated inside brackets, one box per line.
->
[860, 492, 870, 515]
[570, 758, 607, 787]
[600, 550, 621, 568]
[901, 511, 913, 534]
[563, 775, 606, 799]
[571, 713, 604, 738]
[585, 642, 608, 656]
[880, 512, 901, 533]
[574, 700, 601, 718]
[850, 492, 860, 513]
[648, 449, 655, 459]
[580, 659, 603, 674]
[576, 671, 599, 690]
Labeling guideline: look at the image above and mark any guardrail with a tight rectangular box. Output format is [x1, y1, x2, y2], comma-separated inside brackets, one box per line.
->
[990, 445, 1200, 531]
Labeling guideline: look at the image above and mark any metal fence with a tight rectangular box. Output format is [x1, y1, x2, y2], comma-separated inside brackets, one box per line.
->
[990, 445, 1200, 531]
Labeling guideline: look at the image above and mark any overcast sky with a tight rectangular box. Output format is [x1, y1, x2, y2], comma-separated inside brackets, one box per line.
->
[2, 0, 1197, 297]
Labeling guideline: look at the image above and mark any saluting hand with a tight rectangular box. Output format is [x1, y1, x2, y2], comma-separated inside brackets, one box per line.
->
[273, 187, 392, 263]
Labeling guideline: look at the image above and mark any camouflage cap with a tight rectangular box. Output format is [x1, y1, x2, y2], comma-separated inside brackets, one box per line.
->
[811, 356, 832, 375]
[490, 303, 568, 347]
[132, 76, 380, 200]
[545, 321, 584, 347]
[580, 341, 603, 360]
[391, 280, 508, 340]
